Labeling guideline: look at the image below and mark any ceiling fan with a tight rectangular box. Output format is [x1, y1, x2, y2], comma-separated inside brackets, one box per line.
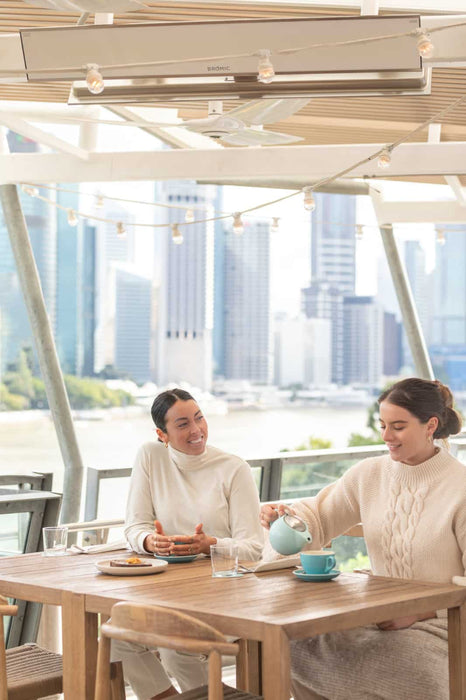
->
[171, 98, 309, 146]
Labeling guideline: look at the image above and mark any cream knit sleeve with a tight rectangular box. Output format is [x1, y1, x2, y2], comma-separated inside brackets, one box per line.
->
[124, 444, 157, 553]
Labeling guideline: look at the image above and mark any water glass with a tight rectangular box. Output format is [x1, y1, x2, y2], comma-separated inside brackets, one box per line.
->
[42, 526, 68, 556]
[210, 543, 240, 578]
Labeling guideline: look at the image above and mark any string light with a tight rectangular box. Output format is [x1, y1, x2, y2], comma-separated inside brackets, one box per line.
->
[21, 184, 38, 197]
[67, 208, 79, 227]
[377, 148, 392, 169]
[85, 64, 104, 95]
[171, 223, 184, 245]
[257, 50, 275, 84]
[416, 31, 434, 58]
[116, 221, 126, 238]
[356, 224, 364, 240]
[271, 217, 280, 233]
[303, 187, 316, 212]
[436, 226, 446, 245]
[95, 193, 104, 208]
[233, 213, 244, 235]
[185, 209, 195, 224]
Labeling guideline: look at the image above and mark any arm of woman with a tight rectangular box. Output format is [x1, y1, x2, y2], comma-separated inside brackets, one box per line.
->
[124, 444, 159, 553]
[219, 459, 264, 561]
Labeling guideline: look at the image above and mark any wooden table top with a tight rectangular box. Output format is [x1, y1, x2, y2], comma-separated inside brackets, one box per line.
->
[1, 550, 466, 641]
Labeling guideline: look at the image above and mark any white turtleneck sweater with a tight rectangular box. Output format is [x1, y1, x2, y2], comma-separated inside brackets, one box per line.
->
[125, 441, 264, 561]
[285, 447, 466, 584]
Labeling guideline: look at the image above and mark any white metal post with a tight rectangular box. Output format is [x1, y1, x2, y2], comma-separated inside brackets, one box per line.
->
[0, 183, 84, 524]
[379, 224, 434, 380]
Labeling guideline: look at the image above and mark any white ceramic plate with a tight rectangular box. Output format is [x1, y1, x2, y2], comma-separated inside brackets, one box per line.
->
[95, 558, 168, 576]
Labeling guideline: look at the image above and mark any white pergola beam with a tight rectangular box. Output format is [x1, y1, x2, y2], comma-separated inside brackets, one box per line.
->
[0, 113, 89, 160]
[370, 188, 466, 224]
[444, 175, 466, 207]
[2, 142, 466, 185]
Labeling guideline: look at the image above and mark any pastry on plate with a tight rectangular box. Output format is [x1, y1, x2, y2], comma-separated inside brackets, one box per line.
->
[109, 557, 151, 567]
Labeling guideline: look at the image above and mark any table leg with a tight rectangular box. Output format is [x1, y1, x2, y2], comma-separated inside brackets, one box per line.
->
[448, 603, 466, 699]
[236, 640, 261, 694]
[62, 591, 99, 700]
[261, 627, 290, 700]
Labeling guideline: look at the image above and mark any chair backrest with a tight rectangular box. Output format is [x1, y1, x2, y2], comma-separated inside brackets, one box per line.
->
[96, 602, 239, 700]
[0, 595, 19, 700]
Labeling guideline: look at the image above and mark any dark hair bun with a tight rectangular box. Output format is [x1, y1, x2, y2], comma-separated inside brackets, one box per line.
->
[435, 406, 462, 439]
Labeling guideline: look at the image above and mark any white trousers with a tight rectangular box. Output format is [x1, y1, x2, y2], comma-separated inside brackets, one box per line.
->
[111, 638, 209, 700]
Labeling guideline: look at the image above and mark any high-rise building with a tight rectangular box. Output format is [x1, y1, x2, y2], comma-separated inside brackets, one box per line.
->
[112, 264, 155, 383]
[274, 315, 331, 387]
[343, 296, 384, 386]
[301, 192, 356, 384]
[94, 205, 135, 373]
[383, 312, 403, 377]
[429, 226, 466, 389]
[154, 181, 215, 390]
[402, 240, 431, 370]
[223, 219, 272, 384]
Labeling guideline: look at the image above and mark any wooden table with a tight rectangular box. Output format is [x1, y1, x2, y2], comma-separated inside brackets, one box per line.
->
[1, 551, 466, 700]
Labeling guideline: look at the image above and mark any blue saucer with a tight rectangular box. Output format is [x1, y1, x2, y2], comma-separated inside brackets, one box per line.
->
[155, 554, 198, 563]
[293, 568, 340, 582]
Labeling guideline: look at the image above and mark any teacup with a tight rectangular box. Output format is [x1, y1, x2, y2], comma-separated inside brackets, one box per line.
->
[300, 549, 336, 575]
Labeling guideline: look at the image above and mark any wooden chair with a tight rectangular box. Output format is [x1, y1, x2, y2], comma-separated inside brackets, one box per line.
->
[95, 602, 263, 700]
[0, 594, 124, 700]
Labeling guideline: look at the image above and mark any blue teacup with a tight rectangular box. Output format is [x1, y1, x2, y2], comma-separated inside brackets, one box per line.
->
[300, 549, 336, 575]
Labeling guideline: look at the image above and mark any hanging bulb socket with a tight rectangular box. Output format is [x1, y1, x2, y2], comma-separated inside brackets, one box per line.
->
[233, 212, 244, 236]
[377, 148, 392, 169]
[67, 208, 79, 227]
[356, 224, 364, 240]
[271, 217, 280, 233]
[171, 223, 184, 245]
[184, 208, 195, 224]
[95, 193, 104, 208]
[303, 187, 316, 212]
[436, 227, 446, 245]
[416, 30, 434, 58]
[85, 64, 104, 95]
[116, 221, 127, 238]
[257, 50, 275, 84]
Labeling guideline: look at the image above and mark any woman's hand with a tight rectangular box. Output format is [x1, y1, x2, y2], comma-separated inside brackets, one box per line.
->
[377, 611, 437, 631]
[143, 520, 172, 555]
[260, 503, 295, 529]
[169, 523, 217, 556]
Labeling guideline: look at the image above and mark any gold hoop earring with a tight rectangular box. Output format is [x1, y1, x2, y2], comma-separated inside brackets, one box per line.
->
[164, 441, 169, 449]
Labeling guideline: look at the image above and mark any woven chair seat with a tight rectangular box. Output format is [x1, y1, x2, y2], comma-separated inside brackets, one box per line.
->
[6, 642, 63, 700]
[178, 683, 262, 700]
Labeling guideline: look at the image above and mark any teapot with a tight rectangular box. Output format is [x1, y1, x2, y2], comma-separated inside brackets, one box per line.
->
[269, 512, 312, 556]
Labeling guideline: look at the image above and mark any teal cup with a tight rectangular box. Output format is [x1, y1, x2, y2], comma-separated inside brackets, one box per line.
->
[300, 549, 336, 574]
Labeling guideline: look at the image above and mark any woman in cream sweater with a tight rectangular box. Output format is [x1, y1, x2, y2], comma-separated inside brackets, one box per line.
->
[113, 388, 263, 700]
[261, 377, 465, 700]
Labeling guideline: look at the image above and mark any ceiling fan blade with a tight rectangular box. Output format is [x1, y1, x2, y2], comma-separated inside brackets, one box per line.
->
[226, 98, 311, 126]
[220, 128, 303, 147]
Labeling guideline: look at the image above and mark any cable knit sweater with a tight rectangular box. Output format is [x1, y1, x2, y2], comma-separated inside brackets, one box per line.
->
[287, 447, 466, 583]
[125, 441, 264, 561]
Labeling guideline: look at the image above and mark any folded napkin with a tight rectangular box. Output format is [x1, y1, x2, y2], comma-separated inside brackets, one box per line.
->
[68, 541, 129, 555]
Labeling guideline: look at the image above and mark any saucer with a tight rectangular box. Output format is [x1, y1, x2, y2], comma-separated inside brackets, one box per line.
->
[155, 554, 199, 563]
[293, 568, 340, 582]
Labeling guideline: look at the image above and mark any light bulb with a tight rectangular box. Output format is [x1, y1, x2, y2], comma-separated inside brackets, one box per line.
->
[67, 208, 78, 227]
[21, 184, 38, 197]
[171, 223, 183, 245]
[436, 227, 446, 245]
[185, 208, 195, 224]
[116, 221, 126, 238]
[257, 50, 275, 84]
[303, 187, 316, 212]
[95, 193, 104, 208]
[416, 31, 434, 58]
[271, 217, 280, 233]
[232, 213, 244, 236]
[85, 64, 104, 95]
[356, 224, 364, 240]
[377, 148, 392, 169]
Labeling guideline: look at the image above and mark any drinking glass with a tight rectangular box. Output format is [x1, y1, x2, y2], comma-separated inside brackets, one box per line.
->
[42, 526, 68, 556]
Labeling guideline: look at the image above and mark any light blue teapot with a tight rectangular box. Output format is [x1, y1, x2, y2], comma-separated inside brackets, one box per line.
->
[269, 512, 312, 555]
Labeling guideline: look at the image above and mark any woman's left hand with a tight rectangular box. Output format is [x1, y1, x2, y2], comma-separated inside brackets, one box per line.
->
[169, 523, 217, 556]
[377, 611, 437, 631]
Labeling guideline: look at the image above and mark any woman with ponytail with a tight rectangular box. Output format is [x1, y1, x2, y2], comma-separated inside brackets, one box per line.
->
[261, 377, 465, 700]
